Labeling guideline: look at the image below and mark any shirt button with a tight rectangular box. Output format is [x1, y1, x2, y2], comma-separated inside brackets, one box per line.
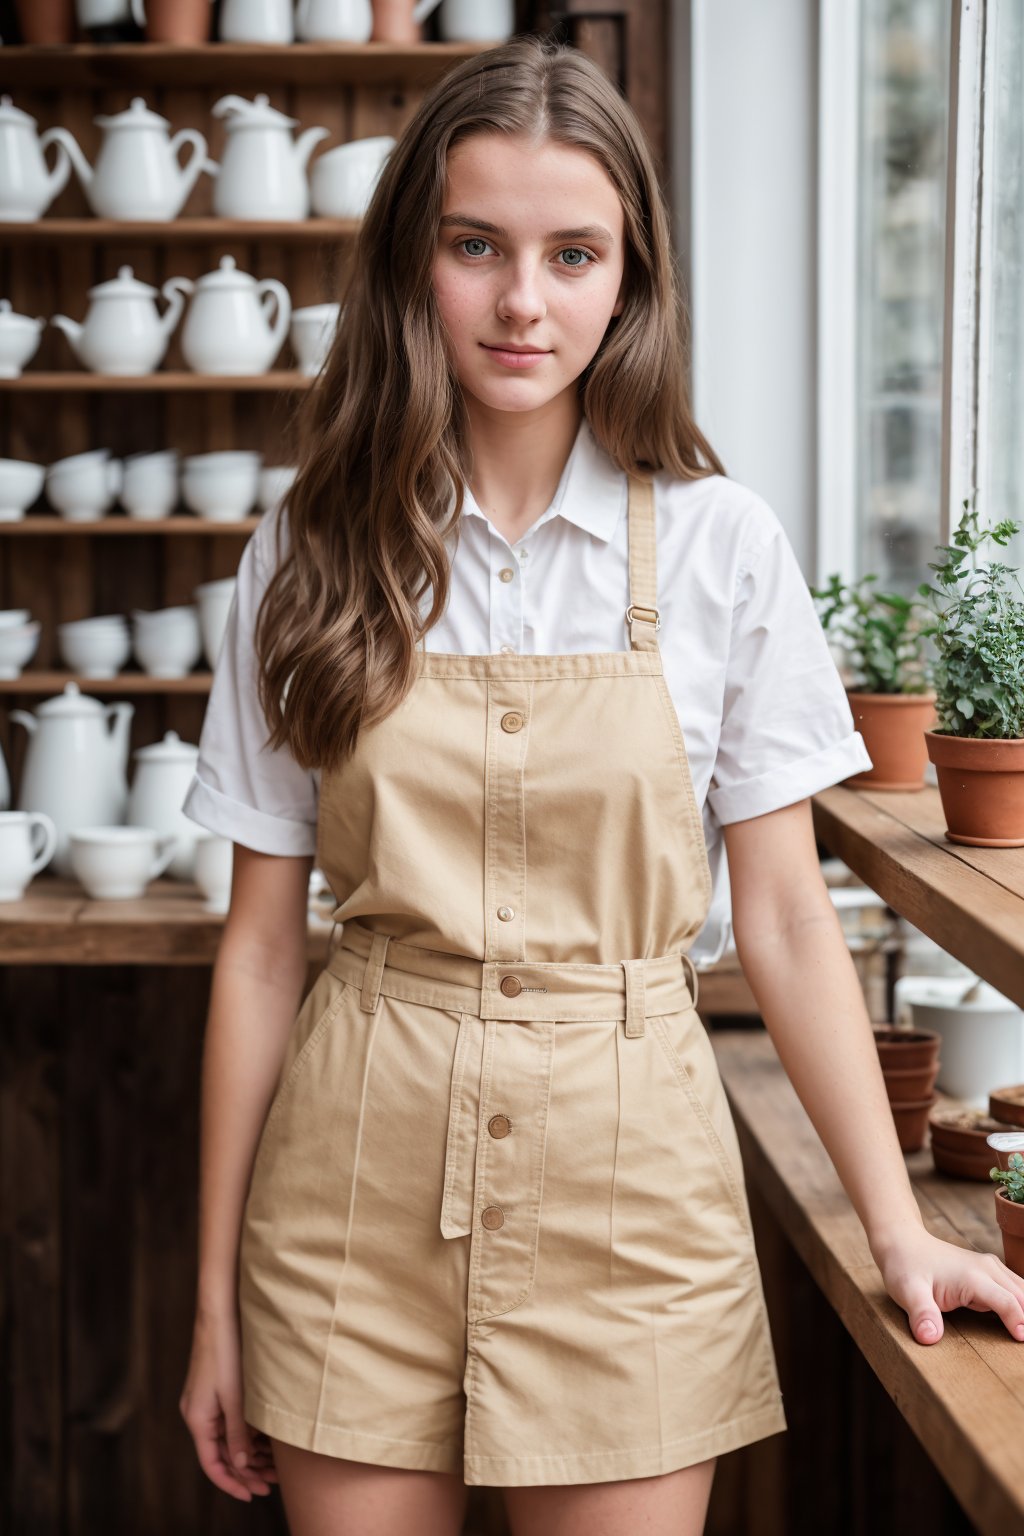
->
[481, 1205, 505, 1229]
[499, 643, 517, 654]
[500, 975, 522, 997]
[500, 711, 524, 733]
[498, 567, 515, 583]
[497, 905, 515, 921]
[488, 1114, 512, 1139]
[518, 548, 530, 560]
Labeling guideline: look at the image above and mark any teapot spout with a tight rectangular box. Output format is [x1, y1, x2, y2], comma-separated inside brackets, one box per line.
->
[295, 125, 331, 171]
[51, 314, 84, 361]
[8, 709, 38, 735]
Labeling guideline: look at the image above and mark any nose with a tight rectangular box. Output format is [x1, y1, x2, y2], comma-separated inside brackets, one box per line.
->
[496, 257, 547, 325]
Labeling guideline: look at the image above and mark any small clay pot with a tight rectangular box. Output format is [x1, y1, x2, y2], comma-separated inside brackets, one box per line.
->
[873, 1024, 941, 1071]
[845, 692, 937, 790]
[882, 1061, 940, 1101]
[16, 0, 75, 43]
[929, 1109, 1009, 1180]
[143, 0, 211, 42]
[371, 0, 422, 41]
[989, 1084, 1024, 1128]
[889, 1091, 938, 1153]
[925, 730, 1024, 847]
[995, 1187, 1024, 1278]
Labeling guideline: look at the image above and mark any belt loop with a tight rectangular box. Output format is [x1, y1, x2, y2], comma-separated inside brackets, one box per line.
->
[621, 958, 646, 1038]
[360, 932, 391, 1013]
[681, 951, 700, 1012]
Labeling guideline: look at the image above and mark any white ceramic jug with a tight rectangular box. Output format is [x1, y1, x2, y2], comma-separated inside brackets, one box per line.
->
[209, 94, 330, 221]
[165, 257, 291, 375]
[52, 265, 188, 375]
[0, 96, 72, 222]
[295, 0, 373, 42]
[10, 682, 134, 878]
[46, 98, 213, 222]
[126, 730, 201, 880]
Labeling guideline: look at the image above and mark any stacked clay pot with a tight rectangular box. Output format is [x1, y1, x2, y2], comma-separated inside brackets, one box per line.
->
[873, 1025, 940, 1152]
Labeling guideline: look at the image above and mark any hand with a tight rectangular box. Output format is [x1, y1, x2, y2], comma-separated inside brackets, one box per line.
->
[871, 1226, 1024, 1344]
[180, 1310, 279, 1501]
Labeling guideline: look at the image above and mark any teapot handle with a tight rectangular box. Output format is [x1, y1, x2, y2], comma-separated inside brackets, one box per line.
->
[256, 278, 292, 358]
[169, 128, 214, 203]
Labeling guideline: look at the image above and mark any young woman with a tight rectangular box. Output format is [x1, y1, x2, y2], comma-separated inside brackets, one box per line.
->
[178, 34, 1024, 1536]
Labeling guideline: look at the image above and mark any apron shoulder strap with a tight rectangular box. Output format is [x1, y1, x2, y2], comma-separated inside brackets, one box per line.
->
[625, 472, 661, 652]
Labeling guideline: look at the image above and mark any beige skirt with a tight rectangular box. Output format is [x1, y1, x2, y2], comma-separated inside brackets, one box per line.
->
[238, 928, 788, 1487]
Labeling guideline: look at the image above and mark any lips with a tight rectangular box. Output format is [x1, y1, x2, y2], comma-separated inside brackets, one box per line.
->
[482, 343, 549, 355]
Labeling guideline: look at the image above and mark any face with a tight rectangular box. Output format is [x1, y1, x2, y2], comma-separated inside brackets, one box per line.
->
[431, 132, 628, 416]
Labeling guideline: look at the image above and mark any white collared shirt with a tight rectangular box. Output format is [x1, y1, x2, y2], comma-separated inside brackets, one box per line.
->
[181, 418, 872, 965]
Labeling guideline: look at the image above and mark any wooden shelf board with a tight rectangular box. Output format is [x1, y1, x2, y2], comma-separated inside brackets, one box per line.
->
[0, 671, 212, 693]
[0, 218, 359, 242]
[811, 785, 1024, 1009]
[0, 40, 492, 87]
[714, 1027, 1024, 1536]
[0, 516, 259, 534]
[1, 372, 312, 392]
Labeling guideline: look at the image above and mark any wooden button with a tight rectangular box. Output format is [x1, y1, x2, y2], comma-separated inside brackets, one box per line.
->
[498, 567, 515, 583]
[500, 975, 522, 997]
[501, 711, 524, 733]
[488, 1114, 512, 1139]
[497, 905, 514, 921]
[481, 1205, 504, 1229]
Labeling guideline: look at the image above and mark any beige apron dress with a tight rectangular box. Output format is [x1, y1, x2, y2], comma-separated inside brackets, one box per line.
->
[238, 470, 788, 1487]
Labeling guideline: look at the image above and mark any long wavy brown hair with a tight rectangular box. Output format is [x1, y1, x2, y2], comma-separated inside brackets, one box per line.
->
[255, 32, 725, 772]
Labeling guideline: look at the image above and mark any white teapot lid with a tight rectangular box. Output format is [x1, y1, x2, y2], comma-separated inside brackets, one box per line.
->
[87, 264, 159, 300]
[194, 255, 257, 291]
[36, 681, 106, 718]
[133, 729, 199, 763]
[212, 92, 299, 130]
[0, 95, 37, 127]
[0, 299, 43, 328]
[95, 96, 170, 132]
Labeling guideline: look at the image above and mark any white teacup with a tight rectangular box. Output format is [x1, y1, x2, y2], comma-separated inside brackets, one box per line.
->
[0, 457, 46, 522]
[195, 577, 237, 667]
[309, 137, 395, 218]
[57, 620, 132, 678]
[132, 608, 204, 677]
[122, 450, 179, 520]
[46, 451, 123, 522]
[193, 832, 234, 912]
[0, 811, 58, 900]
[290, 303, 341, 377]
[181, 455, 260, 522]
[69, 826, 177, 899]
[0, 620, 41, 678]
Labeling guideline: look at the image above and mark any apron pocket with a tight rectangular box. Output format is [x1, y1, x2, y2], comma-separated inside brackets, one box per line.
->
[262, 970, 353, 1134]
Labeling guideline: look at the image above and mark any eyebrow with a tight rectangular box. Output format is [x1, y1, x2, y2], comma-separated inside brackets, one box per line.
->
[438, 213, 615, 243]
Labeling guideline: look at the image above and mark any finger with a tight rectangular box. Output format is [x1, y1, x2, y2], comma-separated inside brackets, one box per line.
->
[194, 1420, 253, 1502]
[223, 1409, 273, 1495]
[963, 1271, 1024, 1338]
[899, 1278, 944, 1344]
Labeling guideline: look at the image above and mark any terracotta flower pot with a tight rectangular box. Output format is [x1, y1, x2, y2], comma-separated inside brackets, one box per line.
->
[845, 692, 938, 790]
[873, 1025, 940, 1072]
[143, 0, 211, 43]
[924, 731, 1024, 847]
[995, 1187, 1024, 1278]
[882, 1062, 940, 1101]
[929, 1109, 1009, 1180]
[372, 0, 422, 40]
[989, 1083, 1024, 1128]
[889, 1091, 937, 1153]
[16, 0, 75, 43]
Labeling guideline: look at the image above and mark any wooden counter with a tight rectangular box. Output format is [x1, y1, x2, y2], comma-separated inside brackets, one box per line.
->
[713, 1028, 1024, 1536]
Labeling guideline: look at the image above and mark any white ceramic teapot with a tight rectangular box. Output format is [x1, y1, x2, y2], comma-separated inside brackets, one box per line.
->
[45, 98, 213, 222]
[0, 96, 72, 222]
[0, 300, 45, 379]
[126, 729, 201, 880]
[164, 256, 291, 375]
[52, 265, 187, 375]
[295, 0, 372, 41]
[209, 94, 330, 221]
[10, 682, 134, 878]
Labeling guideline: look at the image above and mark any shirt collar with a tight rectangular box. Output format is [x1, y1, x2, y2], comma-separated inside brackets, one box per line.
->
[457, 417, 626, 544]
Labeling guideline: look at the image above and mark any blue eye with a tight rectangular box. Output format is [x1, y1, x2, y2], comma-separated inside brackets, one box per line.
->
[455, 239, 596, 269]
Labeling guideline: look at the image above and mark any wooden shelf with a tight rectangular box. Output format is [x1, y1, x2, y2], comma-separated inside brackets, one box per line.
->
[0, 40, 491, 88]
[0, 671, 212, 693]
[0, 516, 260, 534]
[811, 785, 1024, 1010]
[0, 218, 359, 243]
[2, 372, 312, 392]
[715, 1028, 1024, 1536]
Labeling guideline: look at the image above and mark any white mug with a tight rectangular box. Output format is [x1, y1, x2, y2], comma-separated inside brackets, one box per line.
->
[0, 811, 58, 900]
[69, 826, 176, 899]
[219, 0, 294, 41]
[194, 833, 233, 912]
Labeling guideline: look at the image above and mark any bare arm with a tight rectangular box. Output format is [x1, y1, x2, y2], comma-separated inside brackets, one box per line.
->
[195, 843, 314, 1322]
[723, 798, 1024, 1345]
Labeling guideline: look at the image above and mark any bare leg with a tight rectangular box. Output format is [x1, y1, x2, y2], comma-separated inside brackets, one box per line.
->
[270, 1439, 470, 1536]
[503, 1457, 717, 1536]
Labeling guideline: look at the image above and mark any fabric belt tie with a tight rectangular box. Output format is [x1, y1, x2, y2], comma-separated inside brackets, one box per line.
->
[359, 931, 391, 1013]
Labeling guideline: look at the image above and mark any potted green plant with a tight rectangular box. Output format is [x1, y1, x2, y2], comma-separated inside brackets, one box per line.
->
[918, 501, 1024, 846]
[811, 573, 936, 789]
[990, 1151, 1024, 1277]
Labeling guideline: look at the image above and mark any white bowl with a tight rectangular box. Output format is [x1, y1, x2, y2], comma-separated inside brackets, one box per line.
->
[309, 136, 395, 218]
[182, 451, 262, 472]
[182, 464, 259, 522]
[0, 620, 40, 678]
[132, 605, 199, 628]
[132, 608, 203, 677]
[58, 625, 132, 678]
[48, 448, 116, 475]
[0, 609, 31, 628]
[59, 614, 129, 637]
[0, 457, 45, 521]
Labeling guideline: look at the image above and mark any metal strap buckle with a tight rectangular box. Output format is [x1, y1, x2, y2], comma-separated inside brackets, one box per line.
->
[625, 603, 662, 632]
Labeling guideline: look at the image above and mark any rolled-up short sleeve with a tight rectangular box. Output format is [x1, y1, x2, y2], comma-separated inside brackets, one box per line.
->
[180, 506, 319, 855]
[706, 508, 873, 825]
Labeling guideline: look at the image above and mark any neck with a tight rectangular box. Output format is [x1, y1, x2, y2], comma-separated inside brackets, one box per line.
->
[464, 388, 583, 545]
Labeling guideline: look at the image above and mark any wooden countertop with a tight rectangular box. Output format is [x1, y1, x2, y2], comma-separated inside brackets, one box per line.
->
[714, 1027, 1024, 1536]
[812, 784, 1024, 1009]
